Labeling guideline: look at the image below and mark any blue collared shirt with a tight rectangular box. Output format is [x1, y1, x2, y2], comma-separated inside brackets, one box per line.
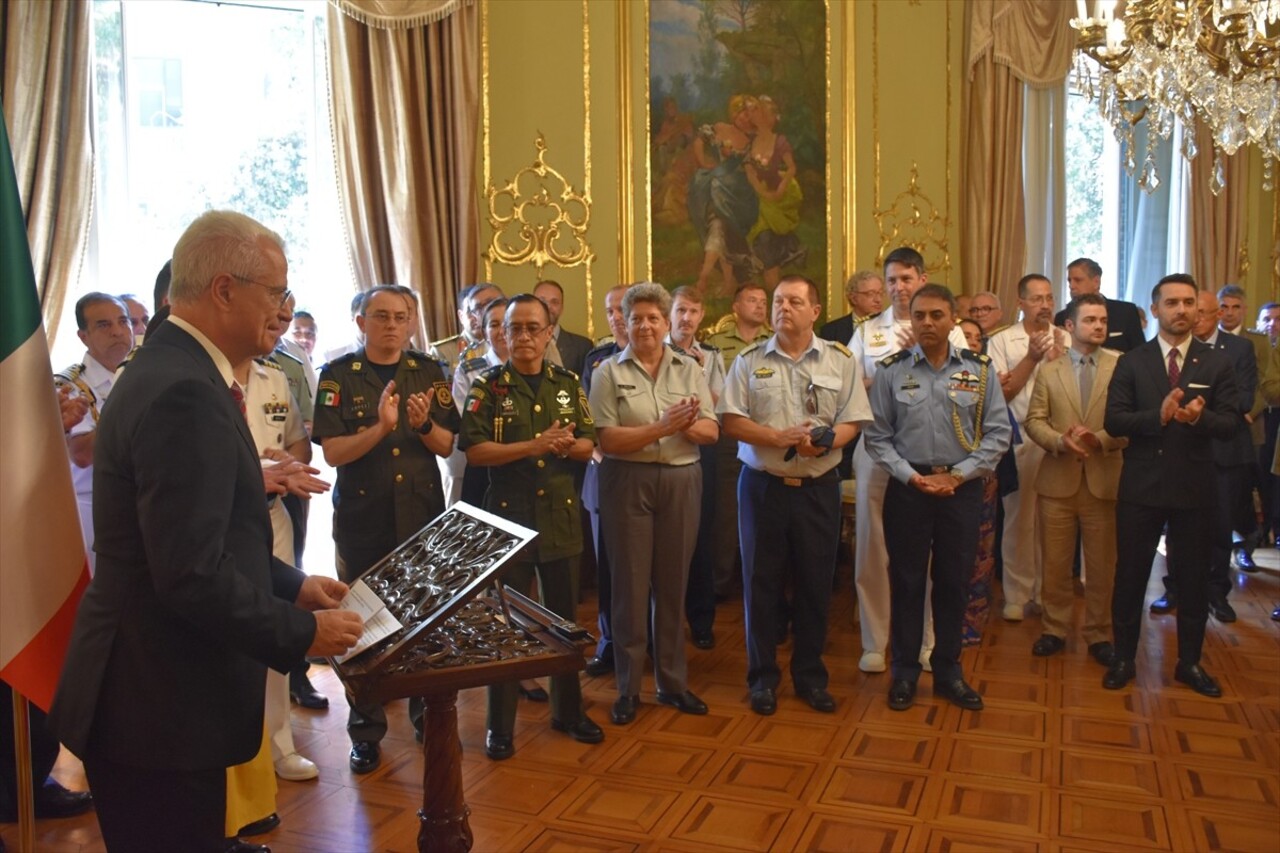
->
[865, 343, 1012, 484]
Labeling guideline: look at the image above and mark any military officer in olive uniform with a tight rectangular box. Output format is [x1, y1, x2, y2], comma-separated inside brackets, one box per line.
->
[865, 284, 1011, 714]
[313, 284, 459, 775]
[460, 294, 604, 761]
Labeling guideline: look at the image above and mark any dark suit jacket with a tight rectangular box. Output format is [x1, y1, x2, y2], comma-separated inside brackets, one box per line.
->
[1056, 297, 1145, 353]
[818, 313, 854, 344]
[1205, 332, 1257, 467]
[49, 321, 315, 771]
[1104, 338, 1239, 509]
[556, 328, 594, 377]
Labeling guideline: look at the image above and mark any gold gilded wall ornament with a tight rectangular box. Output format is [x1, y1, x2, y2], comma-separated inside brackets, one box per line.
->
[874, 162, 951, 274]
[484, 133, 595, 275]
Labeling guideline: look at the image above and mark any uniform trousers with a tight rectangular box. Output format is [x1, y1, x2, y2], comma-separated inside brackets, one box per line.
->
[1259, 407, 1280, 536]
[685, 445, 718, 636]
[1113, 500, 1209, 665]
[336, 548, 424, 743]
[853, 442, 934, 656]
[488, 557, 585, 733]
[738, 466, 838, 694]
[713, 438, 744, 596]
[1038, 486, 1115, 645]
[1000, 440, 1045, 610]
[601, 459, 701, 696]
[583, 461, 614, 661]
[84, 753, 225, 853]
[883, 475, 982, 683]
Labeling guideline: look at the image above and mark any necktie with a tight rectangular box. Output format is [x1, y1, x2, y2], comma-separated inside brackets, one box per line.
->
[1079, 355, 1094, 408]
[1167, 347, 1181, 388]
[229, 383, 247, 417]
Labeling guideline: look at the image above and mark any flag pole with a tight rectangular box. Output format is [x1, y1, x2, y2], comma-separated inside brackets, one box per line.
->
[11, 688, 36, 853]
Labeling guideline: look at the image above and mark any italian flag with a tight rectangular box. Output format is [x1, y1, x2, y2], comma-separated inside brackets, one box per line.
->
[0, 111, 90, 712]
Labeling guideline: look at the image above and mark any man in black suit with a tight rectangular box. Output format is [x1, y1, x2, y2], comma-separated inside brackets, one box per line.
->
[48, 211, 363, 852]
[536, 279, 594, 375]
[818, 269, 885, 344]
[1103, 274, 1239, 699]
[1055, 257, 1145, 352]
[1148, 291, 1257, 623]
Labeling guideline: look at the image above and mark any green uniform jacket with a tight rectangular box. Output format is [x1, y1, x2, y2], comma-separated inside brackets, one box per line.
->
[458, 361, 596, 563]
[312, 349, 460, 556]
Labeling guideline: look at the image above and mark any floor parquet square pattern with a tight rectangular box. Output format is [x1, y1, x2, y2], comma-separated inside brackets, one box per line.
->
[7, 550, 1280, 851]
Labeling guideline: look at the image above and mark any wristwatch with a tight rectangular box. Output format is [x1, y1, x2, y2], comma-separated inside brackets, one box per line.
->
[417, 418, 435, 435]
[947, 467, 964, 482]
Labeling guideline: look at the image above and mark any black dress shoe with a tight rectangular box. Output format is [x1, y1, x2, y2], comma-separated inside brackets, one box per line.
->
[237, 813, 280, 836]
[551, 715, 605, 744]
[657, 690, 708, 715]
[1149, 594, 1176, 614]
[1087, 642, 1115, 666]
[1174, 662, 1222, 698]
[1103, 659, 1136, 690]
[887, 679, 917, 711]
[798, 687, 836, 713]
[519, 684, 549, 702]
[485, 731, 514, 760]
[1207, 597, 1237, 623]
[31, 782, 93, 819]
[691, 630, 715, 649]
[933, 678, 984, 711]
[1273, 606, 1280, 622]
[749, 688, 777, 716]
[611, 695, 639, 725]
[288, 674, 328, 710]
[348, 741, 381, 774]
[1032, 634, 1066, 657]
[583, 656, 614, 677]
[1230, 548, 1259, 572]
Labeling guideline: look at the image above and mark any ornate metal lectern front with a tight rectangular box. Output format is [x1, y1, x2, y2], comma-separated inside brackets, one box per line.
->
[329, 503, 591, 852]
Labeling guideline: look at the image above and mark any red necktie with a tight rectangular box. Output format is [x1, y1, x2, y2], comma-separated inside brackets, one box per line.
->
[1167, 348, 1181, 389]
[229, 383, 247, 417]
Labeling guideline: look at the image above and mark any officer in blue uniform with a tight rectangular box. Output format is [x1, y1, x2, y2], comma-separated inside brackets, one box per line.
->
[865, 284, 1011, 713]
[718, 275, 871, 716]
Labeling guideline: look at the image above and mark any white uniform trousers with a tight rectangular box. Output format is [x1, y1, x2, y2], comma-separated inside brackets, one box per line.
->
[1000, 439, 1046, 611]
[266, 499, 300, 764]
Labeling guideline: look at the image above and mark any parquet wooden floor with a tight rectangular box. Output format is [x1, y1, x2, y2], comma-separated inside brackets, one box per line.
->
[7, 550, 1279, 852]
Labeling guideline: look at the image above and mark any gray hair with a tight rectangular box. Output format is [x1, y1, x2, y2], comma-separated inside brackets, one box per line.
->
[843, 270, 883, 301]
[169, 210, 286, 305]
[622, 282, 672, 319]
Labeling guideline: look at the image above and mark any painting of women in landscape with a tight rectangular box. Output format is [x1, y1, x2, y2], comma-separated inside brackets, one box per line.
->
[650, 0, 826, 315]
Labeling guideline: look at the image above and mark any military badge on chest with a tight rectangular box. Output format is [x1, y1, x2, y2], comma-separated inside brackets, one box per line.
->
[555, 388, 573, 416]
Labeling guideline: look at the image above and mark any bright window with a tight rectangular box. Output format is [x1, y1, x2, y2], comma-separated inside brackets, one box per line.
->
[52, 0, 353, 366]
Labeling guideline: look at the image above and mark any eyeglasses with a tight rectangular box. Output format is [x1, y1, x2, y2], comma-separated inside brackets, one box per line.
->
[504, 323, 546, 339]
[969, 305, 997, 315]
[232, 274, 291, 308]
[855, 289, 885, 298]
[365, 311, 412, 325]
[805, 382, 819, 416]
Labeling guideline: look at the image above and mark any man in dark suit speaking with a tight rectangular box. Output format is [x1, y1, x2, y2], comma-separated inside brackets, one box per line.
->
[1102, 274, 1239, 699]
[49, 211, 363, 851]
[1055, 257, 1146, 353]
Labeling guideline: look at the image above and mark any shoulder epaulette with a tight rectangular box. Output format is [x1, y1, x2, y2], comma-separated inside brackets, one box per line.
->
[593, 334, 616, 347]
[458, 355, 488, 372]
[586, 342, 616, 360]
[830, 341, 852, 357]
[478, 363, 505, 381]
[854, 309, 883, 326]
[429, 333, 462, 348]
[879, 350, 911, 368]
[257, 356, 285, 371]
[270, 346, 303, 366]
[710, 315, 737, 335]
[699, 340, 720, 352]
[55, 363, 86, 384]
[550, 363, 579, 380]
[739, 342, 761, 358]
[962, 349, 991, 364]
[328, 350, 359, 367]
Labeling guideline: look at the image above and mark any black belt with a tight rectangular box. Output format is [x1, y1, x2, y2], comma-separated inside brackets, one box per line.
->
[908, 463, 960, 476]
[753, 468, 838, 488]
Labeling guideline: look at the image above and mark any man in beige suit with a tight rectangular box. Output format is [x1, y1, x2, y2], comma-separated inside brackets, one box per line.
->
[1023, 293, 1125, 665]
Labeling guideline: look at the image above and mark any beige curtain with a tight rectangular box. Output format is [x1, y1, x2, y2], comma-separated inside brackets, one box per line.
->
[1, 0, 93, 350]
[961, 0, 1073, 314]
[1189, 124, 1251, 289]
[326, 0, 479, 343]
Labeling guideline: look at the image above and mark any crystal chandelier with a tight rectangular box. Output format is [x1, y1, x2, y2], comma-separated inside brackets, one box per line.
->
[1070, 0, 1279, 195]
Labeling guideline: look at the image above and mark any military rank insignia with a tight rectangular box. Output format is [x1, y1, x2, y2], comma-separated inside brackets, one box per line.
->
[466, 386, 486, 413]
[433, 380, 453, 409]
[948, 369, 981, 393]
[578, 387, 593, 425]
[317, 379, 341, 407]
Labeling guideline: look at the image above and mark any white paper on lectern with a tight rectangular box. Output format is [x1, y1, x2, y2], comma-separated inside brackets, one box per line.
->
[334, 579, 404, 663]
